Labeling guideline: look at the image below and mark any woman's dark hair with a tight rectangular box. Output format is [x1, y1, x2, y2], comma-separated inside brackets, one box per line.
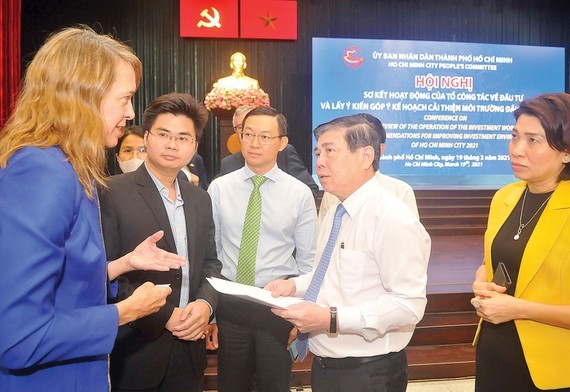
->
[514, 93, 570, 181]
[116, 125, 144, 152]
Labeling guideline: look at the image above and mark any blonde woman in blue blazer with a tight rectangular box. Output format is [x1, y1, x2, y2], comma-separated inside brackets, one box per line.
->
[472, 93, 570, 391]
[0, 27, 184, 391]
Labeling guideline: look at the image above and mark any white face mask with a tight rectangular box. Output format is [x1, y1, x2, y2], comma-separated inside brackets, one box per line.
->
[118, 157, 144, 173]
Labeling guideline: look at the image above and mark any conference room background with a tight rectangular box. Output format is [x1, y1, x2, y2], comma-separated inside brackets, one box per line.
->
[21, 0, 570, 182]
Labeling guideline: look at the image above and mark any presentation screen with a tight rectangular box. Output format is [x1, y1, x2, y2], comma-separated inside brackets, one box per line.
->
[312, 38, 565, 189]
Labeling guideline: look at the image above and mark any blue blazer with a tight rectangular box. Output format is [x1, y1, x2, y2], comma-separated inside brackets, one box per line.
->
[0, 147, 118, 391]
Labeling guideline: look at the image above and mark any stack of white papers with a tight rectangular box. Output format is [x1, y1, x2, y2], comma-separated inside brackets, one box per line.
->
[206, 277, 304, 309]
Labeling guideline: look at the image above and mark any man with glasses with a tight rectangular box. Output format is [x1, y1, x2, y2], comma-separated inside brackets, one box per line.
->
[100, 93, 222, 392]
[219, 106, 319, 199]
[208, 106, 317, 392]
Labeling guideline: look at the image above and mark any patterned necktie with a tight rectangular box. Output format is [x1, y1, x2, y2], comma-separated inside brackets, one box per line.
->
[297, 203, 346, 361]
[236, 175, 268, 286]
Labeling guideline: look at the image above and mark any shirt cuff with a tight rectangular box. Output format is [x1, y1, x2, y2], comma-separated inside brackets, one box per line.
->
[292, 276, 308, 297]
[196, 298, 213, 316]
[337, 306, 360, 333]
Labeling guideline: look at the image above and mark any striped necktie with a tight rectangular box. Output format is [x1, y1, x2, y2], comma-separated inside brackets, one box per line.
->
[236, 175, 268, 286]
[297, 203, 346, 361]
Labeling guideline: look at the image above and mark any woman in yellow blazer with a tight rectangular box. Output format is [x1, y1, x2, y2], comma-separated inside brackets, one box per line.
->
[472, 93, 570, 391]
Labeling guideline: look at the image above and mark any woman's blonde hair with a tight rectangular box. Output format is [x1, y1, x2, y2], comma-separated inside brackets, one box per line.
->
[0, 26, 142, 198]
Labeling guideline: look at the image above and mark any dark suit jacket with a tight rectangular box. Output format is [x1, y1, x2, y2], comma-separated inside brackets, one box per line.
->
[100, 165, 222, 389]
[218, 144, 319, 199]
[188, 153, 208, 190]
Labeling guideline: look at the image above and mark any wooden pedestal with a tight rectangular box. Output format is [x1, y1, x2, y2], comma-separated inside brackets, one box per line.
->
[211, 108, 236, 160]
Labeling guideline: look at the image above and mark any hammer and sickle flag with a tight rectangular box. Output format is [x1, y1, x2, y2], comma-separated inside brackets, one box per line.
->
[240, 0, 297, 40]
[180, 0, 238, 38]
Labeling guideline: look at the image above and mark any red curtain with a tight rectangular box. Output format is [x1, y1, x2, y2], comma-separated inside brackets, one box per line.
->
[0, 0, 21, 130]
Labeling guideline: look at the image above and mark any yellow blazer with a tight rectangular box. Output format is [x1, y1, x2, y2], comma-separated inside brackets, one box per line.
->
[474, 180, 570, 390]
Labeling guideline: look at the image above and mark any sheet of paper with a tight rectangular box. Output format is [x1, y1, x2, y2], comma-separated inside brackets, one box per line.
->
[206, 277, 304, 309]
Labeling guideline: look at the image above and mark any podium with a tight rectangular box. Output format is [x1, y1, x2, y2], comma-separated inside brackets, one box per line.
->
[211, 108, 236, 160]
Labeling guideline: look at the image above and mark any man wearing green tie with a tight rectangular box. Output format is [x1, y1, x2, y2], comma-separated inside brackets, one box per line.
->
[207, 106, 317, 392]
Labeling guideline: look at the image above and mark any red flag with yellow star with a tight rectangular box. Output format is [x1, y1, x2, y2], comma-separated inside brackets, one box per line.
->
[240, 0, 297, 40]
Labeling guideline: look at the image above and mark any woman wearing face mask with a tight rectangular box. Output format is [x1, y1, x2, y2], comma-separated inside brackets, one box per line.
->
[114, 125, 146, 173]
[111, 124, 208, 187]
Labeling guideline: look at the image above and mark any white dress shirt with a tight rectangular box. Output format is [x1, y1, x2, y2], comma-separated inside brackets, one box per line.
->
[318, 172, 419, 223]
[208, 164, 317, 287]
[294, 176, 430, 358]
[146, 164, 190, 307]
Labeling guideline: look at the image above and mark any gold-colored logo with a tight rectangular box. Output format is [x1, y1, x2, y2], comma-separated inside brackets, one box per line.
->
[197, 7, 221, 29]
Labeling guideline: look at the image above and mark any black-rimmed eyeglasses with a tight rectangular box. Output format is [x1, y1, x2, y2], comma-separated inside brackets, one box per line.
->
[239, 131, 285, 145]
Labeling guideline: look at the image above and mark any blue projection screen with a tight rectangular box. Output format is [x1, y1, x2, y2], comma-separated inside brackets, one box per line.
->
[312, 38, 565, 189]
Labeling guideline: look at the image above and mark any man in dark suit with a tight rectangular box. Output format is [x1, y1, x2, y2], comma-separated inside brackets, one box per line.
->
[218, 106, 319, 199]
[100, 93, 222, 392]
[188, 153, 208, 189]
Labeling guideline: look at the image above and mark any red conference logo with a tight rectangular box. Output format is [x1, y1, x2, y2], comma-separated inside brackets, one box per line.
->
[343, 46, 364, 68]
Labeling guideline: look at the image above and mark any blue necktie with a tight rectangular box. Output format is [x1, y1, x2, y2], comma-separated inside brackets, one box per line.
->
[296, 203, 346, 361]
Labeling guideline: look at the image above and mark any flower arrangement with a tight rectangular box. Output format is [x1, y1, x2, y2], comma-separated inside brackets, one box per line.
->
[204, 87, 270, 111]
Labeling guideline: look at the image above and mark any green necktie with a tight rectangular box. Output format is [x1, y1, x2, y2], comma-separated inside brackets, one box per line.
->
[236, 176, 268, 286]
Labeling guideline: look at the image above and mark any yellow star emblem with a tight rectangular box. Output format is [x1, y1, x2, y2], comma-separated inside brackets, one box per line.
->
[260, 12, 278, 30]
